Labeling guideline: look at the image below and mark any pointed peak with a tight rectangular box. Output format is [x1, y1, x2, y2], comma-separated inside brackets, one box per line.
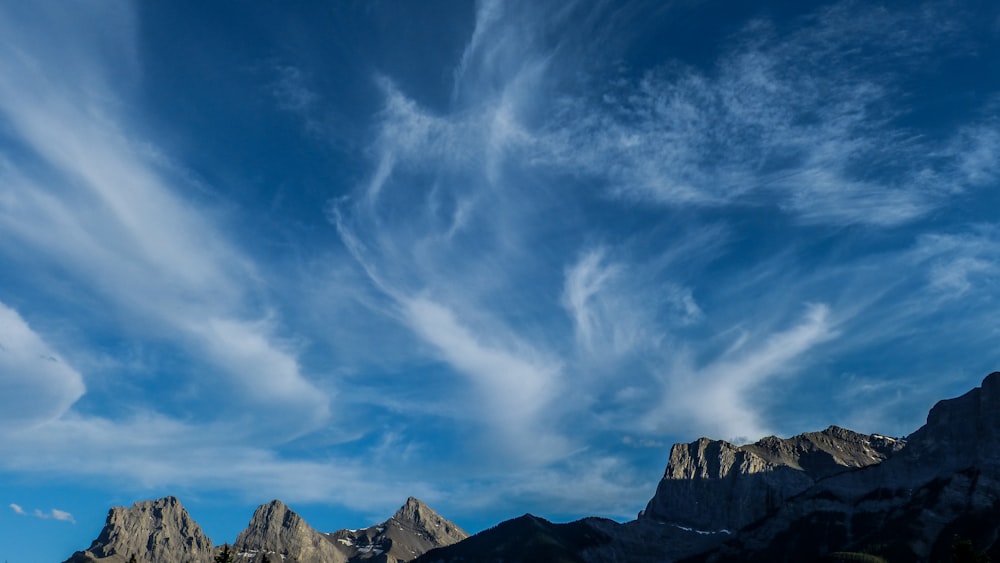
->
[392, 496, 436, 522]
[249, 499, 297, 522]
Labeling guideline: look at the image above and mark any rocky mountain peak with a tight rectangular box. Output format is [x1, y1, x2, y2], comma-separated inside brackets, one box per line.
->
[641, 424, 903, 531]
[388, 497, 467, 546]
[64, 496, 213, 563]
[235, 500, 346, 563]
[328, 497, 469, 562]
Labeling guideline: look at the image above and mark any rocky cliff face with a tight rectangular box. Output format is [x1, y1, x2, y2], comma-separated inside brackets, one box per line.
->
[421, 373, 1000, 563]
[641, 425, 903, 531]
[701, 371, 1000, 562]
[234, 500, 349, 563]
[64, 496, 214, 563]
[67, 497, 464, 563]
[328, 497, 468, 562]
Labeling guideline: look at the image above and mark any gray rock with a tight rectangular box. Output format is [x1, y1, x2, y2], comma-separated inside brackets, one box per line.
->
[234, 497, 468, 563]
[63, 496, 213, 563]
[640, 425, 903, 532]
[234, 499, 349, 563]
[328, 497, 468, 562]
[67, 497, 466, 563]
[703, 371, 1000, 562]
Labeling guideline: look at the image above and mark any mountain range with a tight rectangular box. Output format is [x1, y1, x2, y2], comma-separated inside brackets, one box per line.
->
[65, 371, 1000, 562]
[64, 496, 467, 563]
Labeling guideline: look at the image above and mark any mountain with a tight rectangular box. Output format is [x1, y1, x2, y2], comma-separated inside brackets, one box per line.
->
[234, 497, 468, 563]
[63, 496, 213, 563]
[701, 371, 1000, 562]
[233, 499, 348, 563]
[66, 496, 465, 563]
[640, 425, 904, 532]
[420, 372, 1000, 563]
[327, 497, 468, 562]
[66, 372, 1000, 562]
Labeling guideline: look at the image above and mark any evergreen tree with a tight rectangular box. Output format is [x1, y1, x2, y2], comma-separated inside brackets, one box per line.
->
[260, 554, 271, 563]
[214, 544, 235, 563]
[127, 555, 138, 563]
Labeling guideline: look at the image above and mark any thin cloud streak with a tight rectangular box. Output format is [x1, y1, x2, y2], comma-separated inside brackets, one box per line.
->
[0, 3, 330, 433]
[651, 304, 837, 443]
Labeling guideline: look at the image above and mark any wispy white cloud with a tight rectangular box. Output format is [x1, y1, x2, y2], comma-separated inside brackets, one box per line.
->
[650, 304, 837, 443]
[0, 411, 436, 513]
[50, 509, 75, 524]
[401, 296, 568, 463]
[530, 3, 995, 226]
[9, 503, 75, 523]
[0, 2, 329, 433]
[561, 247, 700, 359]
[0, 302, 85, 429]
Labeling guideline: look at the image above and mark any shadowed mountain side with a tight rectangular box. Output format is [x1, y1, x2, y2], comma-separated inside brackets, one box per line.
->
[413, 514, 731, 563]
[417, 372, 1000, 562]
[65, 373, 1000, 562]
[694, 371, 1000, 562]
[641, 425, 904, 532]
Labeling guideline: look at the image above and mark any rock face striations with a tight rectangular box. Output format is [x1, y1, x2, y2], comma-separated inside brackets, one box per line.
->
[640, 425, 904, 532]
[64, 496, 213, 563]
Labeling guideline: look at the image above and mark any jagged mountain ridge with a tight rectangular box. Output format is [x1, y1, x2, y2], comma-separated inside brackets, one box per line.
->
[640, 424, 905, 532]
[418, 372, 1000, 562]
[64, 496, 214, 563]
[325, 497, 468, 562]
[702, 371, 1000, 562]
[65, 497, 466, 563]
[67, 372, 1000, 563]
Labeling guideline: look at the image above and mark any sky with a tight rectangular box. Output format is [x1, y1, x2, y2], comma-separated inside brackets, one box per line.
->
[0, 0, 999, 561]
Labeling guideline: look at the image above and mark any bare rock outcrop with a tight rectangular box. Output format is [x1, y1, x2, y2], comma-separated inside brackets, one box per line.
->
[640, 425, 903, 531]
[703, 371, 1000, 562]
[235, 500, 349, 563]
[234, 497, 468, 563]
[329, 497, 468, 562]
[63, 496, 213, 563]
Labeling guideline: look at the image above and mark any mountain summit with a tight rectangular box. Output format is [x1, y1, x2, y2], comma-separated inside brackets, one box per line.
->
[640, 425, 904, 531]
[234, 499, 347, 562]
[326, 496, 468, 562]
[64, 496, 213, 563]
[66, 497, 465, 563]
[67, 373, 1000, 562]
[419, 372, 1000, 562]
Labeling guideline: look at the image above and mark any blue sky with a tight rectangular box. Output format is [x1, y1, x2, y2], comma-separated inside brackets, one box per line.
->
[1, 1, 999, 561]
